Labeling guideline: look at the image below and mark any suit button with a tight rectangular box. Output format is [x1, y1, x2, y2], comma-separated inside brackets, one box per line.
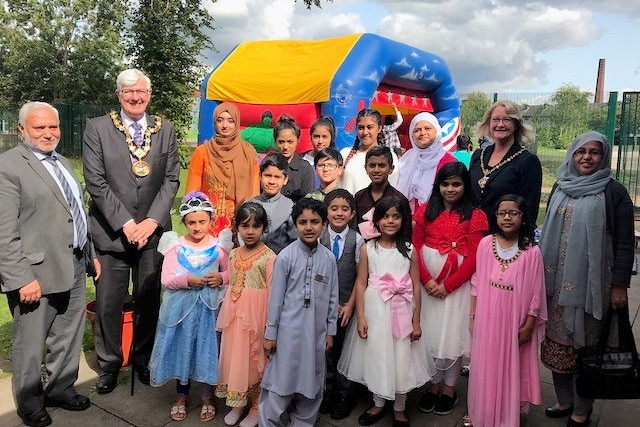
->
[68, 244, 73, 249]
[133, 205, 138, 210]
[68, 219, 73, 223]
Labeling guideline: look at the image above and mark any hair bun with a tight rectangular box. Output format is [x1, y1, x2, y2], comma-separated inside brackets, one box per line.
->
[277, 114, 296, 124]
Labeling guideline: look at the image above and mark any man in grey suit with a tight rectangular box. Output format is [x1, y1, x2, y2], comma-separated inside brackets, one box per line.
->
[0, 102, 99, 427]
[83, 68, 180, 393]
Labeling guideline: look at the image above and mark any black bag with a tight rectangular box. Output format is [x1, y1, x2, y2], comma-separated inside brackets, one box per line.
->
[576, 307, 640, 399]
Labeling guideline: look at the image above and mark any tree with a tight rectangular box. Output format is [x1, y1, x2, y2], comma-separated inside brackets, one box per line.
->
[460, 91, 491, 136]
[0, 0, 126, 107]
[128, 0, 214, 142]
[547, 84, 591, 148]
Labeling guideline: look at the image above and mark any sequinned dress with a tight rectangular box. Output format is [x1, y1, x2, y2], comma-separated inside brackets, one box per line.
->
[215, 245, 276, 407]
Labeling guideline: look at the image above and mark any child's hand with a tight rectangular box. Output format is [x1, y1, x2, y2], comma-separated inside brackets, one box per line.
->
[357, 317, 368, 339]
[410, 321, 422, 342]
[424, 279, 438, 294]
[263, 338, 276, 357]
[204, 272, 222, 287]
[339, 303, 354, 327]
[431, 282, 447, 299]
[187, 274, 205, 288]
[518, 325, 533, 345]
[325, 335, 333, 353]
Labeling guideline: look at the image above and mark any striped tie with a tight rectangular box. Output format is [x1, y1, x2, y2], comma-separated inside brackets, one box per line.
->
[44, 155, 87, 249]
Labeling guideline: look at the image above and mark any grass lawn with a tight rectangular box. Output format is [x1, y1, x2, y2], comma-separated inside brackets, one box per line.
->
[0, 161, 189, 371]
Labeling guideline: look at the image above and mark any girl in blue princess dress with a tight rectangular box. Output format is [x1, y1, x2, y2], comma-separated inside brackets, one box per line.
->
[149, 192, 231, 422]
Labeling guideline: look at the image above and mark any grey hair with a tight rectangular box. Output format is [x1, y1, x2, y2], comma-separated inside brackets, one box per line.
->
[116, 69, 151, 90]
[18, 102, 59, 126]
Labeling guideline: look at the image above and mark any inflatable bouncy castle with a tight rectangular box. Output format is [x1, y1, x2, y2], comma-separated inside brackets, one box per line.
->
[199, 33, 460, 152]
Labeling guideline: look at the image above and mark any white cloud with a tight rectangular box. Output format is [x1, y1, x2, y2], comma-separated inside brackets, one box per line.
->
[201, 0, 636, 92]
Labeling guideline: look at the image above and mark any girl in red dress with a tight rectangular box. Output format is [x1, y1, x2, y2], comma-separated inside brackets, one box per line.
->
[412, 162, 488, 416]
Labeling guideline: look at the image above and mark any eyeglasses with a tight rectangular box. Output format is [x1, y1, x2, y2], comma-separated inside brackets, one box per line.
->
[117, 89, 151, 96]
[490, 117, 513, 124]
[315, 162, 340, 170]
[496, 210, 522, 218]
[573, 148, 603, 157]
[179, 198, 214, 216]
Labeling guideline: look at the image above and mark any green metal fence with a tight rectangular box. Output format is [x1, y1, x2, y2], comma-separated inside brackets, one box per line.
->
[615, 92, 640, 208]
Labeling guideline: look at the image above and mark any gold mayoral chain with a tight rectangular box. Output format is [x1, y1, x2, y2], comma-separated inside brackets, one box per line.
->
[477, 146, 525, 190]
[109, 111, 162, 177]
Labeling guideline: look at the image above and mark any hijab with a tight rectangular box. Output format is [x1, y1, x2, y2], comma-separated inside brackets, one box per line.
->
[205, 102, 259, 202]
[539, 131, 612, 347]
[396, 112, 446, 205]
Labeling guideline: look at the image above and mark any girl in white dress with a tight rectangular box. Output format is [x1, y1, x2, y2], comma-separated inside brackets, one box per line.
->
[338, 196, 431, 427]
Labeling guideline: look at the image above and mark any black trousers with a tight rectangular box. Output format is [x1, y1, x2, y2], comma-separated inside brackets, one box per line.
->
[93, 245, 162, 372]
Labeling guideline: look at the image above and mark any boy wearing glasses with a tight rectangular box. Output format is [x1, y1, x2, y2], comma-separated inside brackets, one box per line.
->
[306, 147, 344, 202]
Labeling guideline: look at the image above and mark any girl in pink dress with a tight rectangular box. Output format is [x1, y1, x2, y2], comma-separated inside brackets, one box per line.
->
[465, 194, 547, 427]
[215, 202, 276, 427]
[412, 162, 488, 416]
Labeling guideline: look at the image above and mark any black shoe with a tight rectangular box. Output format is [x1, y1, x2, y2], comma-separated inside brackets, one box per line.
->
[358, 405, 387, 426]
[331, 396, 354, 420]
[434, 392, 458, 415]
[17, 408, 52, 427]
[136, 365, 151, 385]
[319, 391, 332, 414]
[566, 408, 592, 427]
[418, 391, 438, 413]
[392, 411, 410, 427]
[96, 371, 118, 394]
[545, 405, 573, 418]
[44, 394, 90, 411]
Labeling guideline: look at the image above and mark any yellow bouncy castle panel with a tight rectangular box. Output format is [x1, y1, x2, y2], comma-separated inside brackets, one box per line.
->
[206, 34, 361, 104]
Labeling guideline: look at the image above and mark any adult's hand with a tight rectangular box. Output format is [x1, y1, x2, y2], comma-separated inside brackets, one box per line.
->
[93, 258, 102, 280]
[122, 221, 138, 244]
[611, 287, 628, 310]
[19, 280, 42, 304]
[131, 218, 158, 246]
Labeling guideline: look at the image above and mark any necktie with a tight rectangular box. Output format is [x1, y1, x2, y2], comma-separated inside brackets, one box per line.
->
[132, 121, 143, 147]
[44, 156, 87, 249]
[333, 235, 341, 261]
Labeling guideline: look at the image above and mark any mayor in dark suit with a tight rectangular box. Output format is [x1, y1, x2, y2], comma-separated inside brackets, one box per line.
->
[82, 68, 180, 394]
[0, 102, 99, 427]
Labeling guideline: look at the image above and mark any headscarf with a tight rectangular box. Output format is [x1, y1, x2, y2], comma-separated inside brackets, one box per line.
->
[396, 112, 446, 205]
[539, 131, 612, 348]
[205, 102, 259, 202]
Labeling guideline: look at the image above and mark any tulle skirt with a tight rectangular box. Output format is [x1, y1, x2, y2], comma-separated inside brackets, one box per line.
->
[420, 246, 471, 371]
[337, 287, 433, 399]
[149, 289, 220, 386]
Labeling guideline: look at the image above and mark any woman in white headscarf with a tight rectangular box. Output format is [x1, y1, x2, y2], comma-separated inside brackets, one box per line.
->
[539, 131, 634, 427]
[396, 112, 456, 213]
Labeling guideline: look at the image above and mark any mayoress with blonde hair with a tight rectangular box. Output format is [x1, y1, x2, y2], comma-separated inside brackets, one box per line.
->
[468, 100, 542, 230]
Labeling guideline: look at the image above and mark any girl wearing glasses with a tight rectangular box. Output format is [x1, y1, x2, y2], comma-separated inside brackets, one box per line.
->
[464, 194, 547, 427]
[149, 192, 230, 422]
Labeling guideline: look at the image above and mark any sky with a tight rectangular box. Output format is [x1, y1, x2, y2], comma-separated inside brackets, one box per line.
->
[202, 0, 640, 96]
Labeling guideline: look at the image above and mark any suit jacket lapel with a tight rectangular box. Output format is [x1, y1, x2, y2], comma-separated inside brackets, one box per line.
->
[108, 116, 138, 183]
[18, 144, 70, 214]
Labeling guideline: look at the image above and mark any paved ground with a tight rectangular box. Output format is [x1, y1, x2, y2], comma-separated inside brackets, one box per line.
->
[2, 278, 640, 426]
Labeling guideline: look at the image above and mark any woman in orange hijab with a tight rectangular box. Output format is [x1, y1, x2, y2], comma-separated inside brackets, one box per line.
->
[186, 102, 260, 236]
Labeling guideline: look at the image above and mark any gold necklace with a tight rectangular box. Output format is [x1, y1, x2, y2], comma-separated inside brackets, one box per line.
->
[109, 111, 162, 177]
[492, 236, 522, 276]
[477, 145, 525, 190]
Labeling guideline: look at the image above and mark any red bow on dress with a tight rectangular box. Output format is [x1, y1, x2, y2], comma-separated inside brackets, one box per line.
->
[425, 235, 470, 282]
[369, 272, 413, 339]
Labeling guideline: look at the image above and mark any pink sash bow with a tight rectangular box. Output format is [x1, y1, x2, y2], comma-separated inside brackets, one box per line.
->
[369, 272, 413, 339]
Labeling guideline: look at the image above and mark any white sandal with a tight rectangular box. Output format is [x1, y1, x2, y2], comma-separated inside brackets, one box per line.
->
[170, 398, 187, 422]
